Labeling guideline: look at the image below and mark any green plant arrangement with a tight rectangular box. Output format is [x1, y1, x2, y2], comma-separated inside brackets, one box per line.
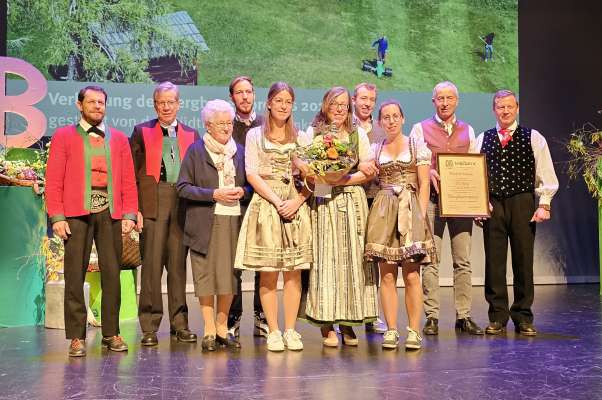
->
[566, 123, 602, 199]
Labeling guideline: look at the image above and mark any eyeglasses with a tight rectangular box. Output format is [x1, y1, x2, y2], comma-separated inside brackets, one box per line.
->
[155, 100, 179, 108]
[209, 121, 233, 129]
[382, 114, 402, 122]
[329, 102, 349, 110]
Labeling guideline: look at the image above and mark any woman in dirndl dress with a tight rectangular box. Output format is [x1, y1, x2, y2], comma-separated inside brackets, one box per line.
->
[234, 82, 313, 352]
[365, 100, 436, 351]
[177, 99, 251, 351]
[302, 86, 379, 347]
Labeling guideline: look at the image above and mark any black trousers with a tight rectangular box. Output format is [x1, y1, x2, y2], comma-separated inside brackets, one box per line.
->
[229, 270, 262, 326]
[138, 183, 189, 333]
[483, 192, 536, 325]
[64, 209, 122, 339]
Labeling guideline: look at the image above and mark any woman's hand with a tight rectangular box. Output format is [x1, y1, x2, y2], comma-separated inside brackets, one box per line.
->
[358, 160, 378, 177]
[213, 188, 241, 204]
[277, 198, 302, 220]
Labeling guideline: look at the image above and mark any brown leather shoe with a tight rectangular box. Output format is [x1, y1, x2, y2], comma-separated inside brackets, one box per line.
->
[102, 335, 128, 352]
[141, 332, 158, 346]
[68, 339, 86, 357]
[485, 321, 507, 335]
[171, 329, 198, 343]
[515, 322, 537, 336]
[216, 333, 241, 349]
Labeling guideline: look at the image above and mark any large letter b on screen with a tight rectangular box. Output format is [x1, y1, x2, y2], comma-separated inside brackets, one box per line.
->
[0, 57, 48, 148]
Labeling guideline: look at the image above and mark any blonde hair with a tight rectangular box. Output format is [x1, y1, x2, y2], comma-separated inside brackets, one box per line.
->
[353, 82, 377, 97]
[262, 82, 298, 144]
[311, 86, 354, 133]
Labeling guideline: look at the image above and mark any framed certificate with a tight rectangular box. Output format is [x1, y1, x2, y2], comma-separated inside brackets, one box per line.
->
[437, 153, 490, 218]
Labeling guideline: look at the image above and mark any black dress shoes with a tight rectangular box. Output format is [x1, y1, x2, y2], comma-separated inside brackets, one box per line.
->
[216, 333, 241, 349]
[172, 329, 198, 343]
[201, 335, 217, 351]
[515, 322, 537, 336]
[455, 317, 484, 335]
[102, 336, 128, 352]
[485, 321, 507, 335]
[141, 332, 158, 346]
[423, 318, 439, 335]
[68, 338, 86, 357]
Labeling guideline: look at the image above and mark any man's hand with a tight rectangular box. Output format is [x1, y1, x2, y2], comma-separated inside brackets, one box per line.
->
[213, 188, 241, 204]
[52, 221, 71, 240]
[530, 207, 551, 223]
[430, 169, 440, 193]
[122, 219, 135, 234]
[135, 211, 144, 232]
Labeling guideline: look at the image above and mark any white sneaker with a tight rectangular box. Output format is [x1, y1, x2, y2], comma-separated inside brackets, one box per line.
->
[382, 329, 399, 349]
[266, 330, 285, 352]
[405, 327, 423, 350]
[282, 329, 304, 351]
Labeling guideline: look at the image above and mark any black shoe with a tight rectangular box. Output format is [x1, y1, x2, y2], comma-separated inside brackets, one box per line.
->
[171, 329, 197, 343]
[253, 311, 269, 338]
[101, 336, 128, 352]
[68, 339, 86, 357]
[216, 333, 241, 349]
[515, 322, 537, 336]
[141, 332, 158, 346]
[485, 321, 507, 335]
[455, 317, 484, 335]
[227, 315, 241, 338]
[423, 318, 439, 335]
[201, 335, 217, 351]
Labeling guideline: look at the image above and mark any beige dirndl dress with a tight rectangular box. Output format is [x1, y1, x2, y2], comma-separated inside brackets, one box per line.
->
[365, 137, 437, 264]
[234, 127, 312, 271]
[303, 127, 378, 326]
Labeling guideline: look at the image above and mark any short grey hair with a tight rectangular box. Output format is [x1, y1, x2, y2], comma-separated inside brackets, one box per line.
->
[492, 89, 518, 109]
[153, 81, 179, 100]
[432, 81, 459, 99]
[201, 99, 235, 124]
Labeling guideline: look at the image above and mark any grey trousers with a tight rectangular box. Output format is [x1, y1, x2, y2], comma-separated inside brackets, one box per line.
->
[422, 201, 473, 320]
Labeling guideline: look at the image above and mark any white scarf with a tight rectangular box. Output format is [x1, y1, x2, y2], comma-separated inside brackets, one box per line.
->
[203, 133, 237, 186]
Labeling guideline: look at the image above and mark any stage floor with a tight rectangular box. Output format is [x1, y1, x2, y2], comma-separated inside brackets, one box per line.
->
[0, 285, 600, 399]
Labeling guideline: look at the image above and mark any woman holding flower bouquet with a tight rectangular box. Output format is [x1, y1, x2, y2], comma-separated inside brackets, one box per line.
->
[300, 86, 379, 347]
[234, 82, 313, 352]
[365, 100, 436, 350]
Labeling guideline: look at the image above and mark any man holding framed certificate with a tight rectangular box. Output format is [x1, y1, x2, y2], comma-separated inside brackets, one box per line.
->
[476, 90, 558, 336]
[409, 81, 484, 336]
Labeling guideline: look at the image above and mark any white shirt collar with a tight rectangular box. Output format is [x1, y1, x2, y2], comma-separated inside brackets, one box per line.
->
[79, 119, 105, 136]
[235, 111, 256, 125]
[159, 119, 178, 129]
[496, 120, 518, 133]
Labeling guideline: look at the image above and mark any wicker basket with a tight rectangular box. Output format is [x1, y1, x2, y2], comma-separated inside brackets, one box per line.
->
[0, 173, 43, 187]
[121, 231, 141, 270]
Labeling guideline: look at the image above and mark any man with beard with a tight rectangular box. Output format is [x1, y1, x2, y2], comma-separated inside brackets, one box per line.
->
[130, 82, 199, 346]
[45, 85, 138, 356]
[352, 82, 386, 334]
[409, 81, 484, 336]
[227, 76, 268, 338]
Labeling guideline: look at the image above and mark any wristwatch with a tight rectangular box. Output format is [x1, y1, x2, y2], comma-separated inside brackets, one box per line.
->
[538, 204, 551, 212]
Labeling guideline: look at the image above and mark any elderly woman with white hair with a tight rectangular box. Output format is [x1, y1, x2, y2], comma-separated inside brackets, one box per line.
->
[177, 99, 252, 351]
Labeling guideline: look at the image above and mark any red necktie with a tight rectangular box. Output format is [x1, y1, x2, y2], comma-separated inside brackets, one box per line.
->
[499, 128, 512, 148]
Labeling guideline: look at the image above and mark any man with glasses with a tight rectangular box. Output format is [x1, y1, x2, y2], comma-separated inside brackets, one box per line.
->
[409, 81, 484, 336]
[227, 75, 269, 338]
[45, 85, 138, 356]
[130, 81, 199, 346]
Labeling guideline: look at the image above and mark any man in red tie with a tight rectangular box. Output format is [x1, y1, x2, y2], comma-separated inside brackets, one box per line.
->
[476, 89, 559, 336]
[45, 86, 138, 356]
[130, 82, 199, 346]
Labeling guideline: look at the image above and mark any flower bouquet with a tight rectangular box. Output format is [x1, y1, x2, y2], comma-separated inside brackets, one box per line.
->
[295, 123, 358, 186]
[0, 145, 48, 193]
[565, 123, 602, 199]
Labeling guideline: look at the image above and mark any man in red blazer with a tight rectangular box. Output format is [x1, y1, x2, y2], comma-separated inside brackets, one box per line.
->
[130, 82, 198, 346]
[45, 85, 138, 357]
